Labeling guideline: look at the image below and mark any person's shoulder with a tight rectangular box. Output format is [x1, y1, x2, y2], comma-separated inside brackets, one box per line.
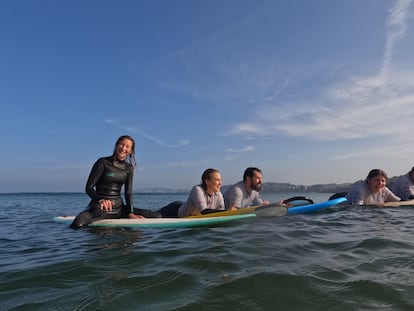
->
[92, 156, 111, 166]
[98, 155, 113, 163]
[352, 180, 365, 186]
[233, 181, 245, 190]
[214, 190, 224, 198]
[395, 174, 407, 181]
[393, 174, 409, 188]
[224, 181, 244, 193]
[191, 184, 204, 192]
[126, 161, 134, 171]
[349, 180, 366, 192]
[383, 186, 395, 193]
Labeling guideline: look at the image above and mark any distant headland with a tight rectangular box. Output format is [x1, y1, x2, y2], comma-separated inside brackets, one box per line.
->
[137, 176, 402, 194]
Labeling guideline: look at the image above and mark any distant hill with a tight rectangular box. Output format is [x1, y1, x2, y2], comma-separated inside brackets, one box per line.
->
[138, 176, 403, 194]
[260, 182, 352, 194]
[255, 175, 400, 193]
[137, 188, 188, 194]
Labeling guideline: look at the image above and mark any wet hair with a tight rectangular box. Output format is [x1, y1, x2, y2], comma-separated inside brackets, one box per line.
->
[201, 168, 220, 190]
[366, 169, 387, 181]
[243, 167, 262, 181]
[113, 135, 136, 167]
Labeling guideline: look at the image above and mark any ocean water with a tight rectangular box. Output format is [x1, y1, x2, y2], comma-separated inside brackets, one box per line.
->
[1, 192, 414, 311]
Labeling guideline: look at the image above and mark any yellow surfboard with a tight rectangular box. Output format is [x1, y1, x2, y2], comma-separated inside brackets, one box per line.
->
[187, 203, 287, 218]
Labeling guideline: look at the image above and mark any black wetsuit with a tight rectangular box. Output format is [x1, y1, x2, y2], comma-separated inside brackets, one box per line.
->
[70, 156, 134, 229]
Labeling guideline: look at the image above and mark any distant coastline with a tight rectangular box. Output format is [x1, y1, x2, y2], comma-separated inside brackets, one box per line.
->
[138, 182, 352, 194]
[138, 175, 402, 194]
[0, 176, 401, 194]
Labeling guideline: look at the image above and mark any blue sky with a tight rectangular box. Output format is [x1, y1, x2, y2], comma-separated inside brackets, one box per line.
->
[1, 0, 414, 192]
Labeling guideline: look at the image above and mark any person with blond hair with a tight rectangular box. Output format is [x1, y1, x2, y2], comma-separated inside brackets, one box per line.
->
[176, 168, 225, 217]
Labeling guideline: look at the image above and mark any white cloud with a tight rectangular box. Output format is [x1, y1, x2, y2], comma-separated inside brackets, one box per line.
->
[382, 0, 413, 79]
[227, 123, 266, 136]
[247, 71, 414, 141]
[333, 140, 414, 161]
[126, 126, 190, 147]
[225, 145, 255, 153]
[228, 0, 414, 142]
[140, 159, 211, 170]
[104, 118, 118, 124]
[105, 120, 191, 148]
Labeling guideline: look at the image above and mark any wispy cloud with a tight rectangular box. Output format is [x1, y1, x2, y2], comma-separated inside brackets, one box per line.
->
[228, 0, 414, 142]
[225, 145, 255, 153]
[228, 123, 265, 136]
[333, 140, 414, 161]
[381, 0, 413, 80]
[125, 126, 190, 148]
[104, 119, 190, 148]
[140, 159, 211, 170]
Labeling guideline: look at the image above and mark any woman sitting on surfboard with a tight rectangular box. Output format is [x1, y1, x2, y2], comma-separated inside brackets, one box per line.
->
[69, 135, 152, 229]
[345, 169, 400, 205]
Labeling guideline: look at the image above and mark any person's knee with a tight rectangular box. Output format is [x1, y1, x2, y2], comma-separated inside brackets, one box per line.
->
[157, 201, 184, 217]
[69, 211, 92, 229]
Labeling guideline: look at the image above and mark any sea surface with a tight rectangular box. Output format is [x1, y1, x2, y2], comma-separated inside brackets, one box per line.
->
[1, 192, 414, 311]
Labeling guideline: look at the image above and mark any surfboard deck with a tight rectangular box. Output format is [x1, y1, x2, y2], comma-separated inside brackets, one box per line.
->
[54, 197, 348, 228]
[53, 213, 256, 228]
[376, 199, 414, 207]
[329, 192, 414, 207]
[189, 197, 348, 218]
[187, 203, 287, 218]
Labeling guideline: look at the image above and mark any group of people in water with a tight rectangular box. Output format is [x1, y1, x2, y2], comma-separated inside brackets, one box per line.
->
[69, 135, 414, 229]
[69, 135, 269, 229]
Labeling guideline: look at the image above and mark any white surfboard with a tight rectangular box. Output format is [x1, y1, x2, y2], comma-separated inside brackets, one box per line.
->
[54, 213, 256, 228]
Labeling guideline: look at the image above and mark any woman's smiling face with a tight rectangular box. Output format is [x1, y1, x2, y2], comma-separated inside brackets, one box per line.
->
[368, 175, 387, 193]
[206, 172, 222, 194]
[115, 138, 133, 161]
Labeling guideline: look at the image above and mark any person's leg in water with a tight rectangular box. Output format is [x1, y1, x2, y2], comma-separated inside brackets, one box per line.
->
[156, 201, 184, 218]
[69, 204, 103, 229]
[130, 201, 184, 218]
[70, 204, 127, 229]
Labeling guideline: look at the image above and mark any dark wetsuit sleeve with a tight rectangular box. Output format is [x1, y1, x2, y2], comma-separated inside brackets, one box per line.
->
[85, 158, 105, 202]
[124, 165, 134, 211]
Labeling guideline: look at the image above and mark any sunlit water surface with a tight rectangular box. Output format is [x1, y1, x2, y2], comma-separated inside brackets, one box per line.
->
[1, 192, 413, 310]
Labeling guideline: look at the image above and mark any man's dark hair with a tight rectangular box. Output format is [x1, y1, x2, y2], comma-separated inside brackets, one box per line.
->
[243, 167, 262, 181]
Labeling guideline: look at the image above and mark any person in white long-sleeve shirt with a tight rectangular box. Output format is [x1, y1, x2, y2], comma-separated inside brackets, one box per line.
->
[392, 167, 414, 200]
[346, 169, 400, 205]
[177, 168, 225, 217]
[224, 167, 270, 210]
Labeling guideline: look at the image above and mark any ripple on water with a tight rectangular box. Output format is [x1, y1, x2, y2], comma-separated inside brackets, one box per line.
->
[2, 195, 414, 310]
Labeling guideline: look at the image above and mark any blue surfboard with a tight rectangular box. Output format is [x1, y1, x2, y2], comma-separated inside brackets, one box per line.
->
[286, 197, 347, 215]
